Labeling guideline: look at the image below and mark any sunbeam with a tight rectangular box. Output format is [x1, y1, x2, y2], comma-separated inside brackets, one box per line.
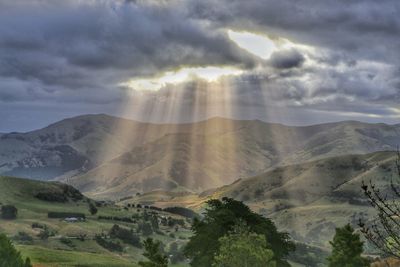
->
[1, 1, 400, 266]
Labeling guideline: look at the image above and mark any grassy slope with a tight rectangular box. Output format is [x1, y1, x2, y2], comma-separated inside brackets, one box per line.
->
[127, 151, 398, 251]
[0, 176, 190, 267]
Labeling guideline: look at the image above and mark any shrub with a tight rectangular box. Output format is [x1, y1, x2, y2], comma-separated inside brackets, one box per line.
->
[77, 233, 87, 241]
[37, 229, 52, 240]
[138, 222, 153, 236]
[35, 192, 68, 202]
[47, 212, 85, 219]
[167, 217, 184, 227]
[31, 222, 47, 229]
[97, 215, 134, 223]
[35, 184, 83, 202]
[88, 202, 98, 215]
[13, 232, 33, 244]
[169, 242, 185, 264]
[60, 237, 75, 248]
[109, 225, 141, 248]
[163, 207, 199, 219]
[1, 205, 18, 220]
[95, 235, 123, 252]
[150, 215, 159, 230]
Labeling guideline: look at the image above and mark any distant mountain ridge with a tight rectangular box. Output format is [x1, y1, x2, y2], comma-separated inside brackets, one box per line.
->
[0, 114, 399, 197]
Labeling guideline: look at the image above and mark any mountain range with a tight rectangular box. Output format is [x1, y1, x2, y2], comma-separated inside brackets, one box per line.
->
[0, 114, 399, 198]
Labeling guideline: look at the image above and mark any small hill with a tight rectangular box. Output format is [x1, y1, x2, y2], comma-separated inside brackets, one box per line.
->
[0, 176, 88, 214]
[0, 176, 193, 267]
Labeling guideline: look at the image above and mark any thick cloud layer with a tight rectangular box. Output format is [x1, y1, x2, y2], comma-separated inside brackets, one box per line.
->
[0, 0, 399, 131]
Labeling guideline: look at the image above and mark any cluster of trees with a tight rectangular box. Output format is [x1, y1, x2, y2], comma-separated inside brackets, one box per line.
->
[185, 197, 294, 266]
[134, 197, 379, 267]
[98, 215, 135, 223]
[88, 201, 98, 215]
[34, 184, 83, 203]
[1, 205, 18, 220]
[163, 207, 199, 219]
[137, 197, 294, 266]
[94, 234, 123, 252]
[47, 211, 85, 219]
[109, 224, 141, 248]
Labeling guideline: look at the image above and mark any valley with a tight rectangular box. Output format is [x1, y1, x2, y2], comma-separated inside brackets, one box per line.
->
[1, 115, 400, 266]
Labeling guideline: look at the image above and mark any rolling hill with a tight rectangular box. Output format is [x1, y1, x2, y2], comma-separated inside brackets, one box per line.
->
[0, 176, 193, 267]
[126, 151, 399, 250]
[0, 114, 399, 197]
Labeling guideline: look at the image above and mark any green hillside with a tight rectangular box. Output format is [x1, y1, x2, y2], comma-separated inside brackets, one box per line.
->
[0, 176, 191, 267]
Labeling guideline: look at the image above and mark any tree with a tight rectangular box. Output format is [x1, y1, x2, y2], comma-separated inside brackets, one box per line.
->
[37, 229, 50, 240]
[109, 224, 141, 248]
[213, 223, 276, 267]
[150, 215, 159, 230]
[327, 224, 369, 267]
[139, 222, 153, 236]
[0, 233, 32, 267]
[169, 242, 185, 264]
[88, 202, 98, 215]
[1, 205, 18, 220]
[139, 238, 168, 267]
[359, 151, 400, 258]
[184, 197, 294, 267]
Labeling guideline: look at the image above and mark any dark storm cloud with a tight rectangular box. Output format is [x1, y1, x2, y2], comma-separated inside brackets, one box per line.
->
[0, 0, 259, 100]
[0, 0, 400, 131]
[188, 0, 400, 64]
[268, 49, 305, 69]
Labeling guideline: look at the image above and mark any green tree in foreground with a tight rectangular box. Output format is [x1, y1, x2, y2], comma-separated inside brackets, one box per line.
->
[327, 224, 369, 267]
[139, 238, 168, 267]
[184, 197, 294, 267]
[213, 223, 276, 267]
[0, 233, 32, 267]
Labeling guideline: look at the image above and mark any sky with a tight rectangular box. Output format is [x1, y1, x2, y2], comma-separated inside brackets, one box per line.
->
[0, 0, 400, 132]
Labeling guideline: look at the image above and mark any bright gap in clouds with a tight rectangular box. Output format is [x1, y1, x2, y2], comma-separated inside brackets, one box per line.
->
[123, 30, 313, 91]
[228, 29, 315, 59]
[123, 66, 243, 91]
[228, 30, 277, 59]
